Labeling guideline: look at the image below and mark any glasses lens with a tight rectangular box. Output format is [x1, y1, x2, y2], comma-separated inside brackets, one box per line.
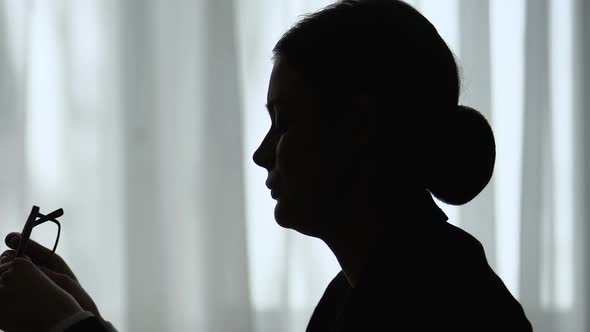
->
[29, 220, 60, 254]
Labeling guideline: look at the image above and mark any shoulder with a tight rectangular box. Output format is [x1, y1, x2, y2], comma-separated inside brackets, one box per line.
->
[440, 221, 486, 257]
[306, 271, 351, 332]
[326, 270, 349, 292]
[352, 222, 533, 330]
[434, 223, 533, 330]
[315, 270, 350, 311]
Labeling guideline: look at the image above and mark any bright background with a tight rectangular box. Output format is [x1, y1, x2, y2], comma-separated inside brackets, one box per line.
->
[0, 0, 588, 331]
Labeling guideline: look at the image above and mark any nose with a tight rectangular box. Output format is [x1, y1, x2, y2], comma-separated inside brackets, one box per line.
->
[252, 131, 275, 170]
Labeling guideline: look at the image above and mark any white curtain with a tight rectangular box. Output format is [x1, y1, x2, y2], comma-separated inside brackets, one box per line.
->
[0, 0, 587, 331]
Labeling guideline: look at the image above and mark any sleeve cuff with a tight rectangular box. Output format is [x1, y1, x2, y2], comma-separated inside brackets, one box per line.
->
[48, 310, 95, 332]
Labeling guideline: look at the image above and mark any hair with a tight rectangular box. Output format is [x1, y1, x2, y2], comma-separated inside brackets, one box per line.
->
[272, 0, 495, 206]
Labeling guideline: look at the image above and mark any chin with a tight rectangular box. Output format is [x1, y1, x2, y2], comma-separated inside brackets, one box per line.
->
[274, 204, 323, 238]
[274, 201, 297, 229]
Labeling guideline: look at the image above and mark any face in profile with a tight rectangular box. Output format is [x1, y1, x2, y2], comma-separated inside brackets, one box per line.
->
[253, 58, 377, 238]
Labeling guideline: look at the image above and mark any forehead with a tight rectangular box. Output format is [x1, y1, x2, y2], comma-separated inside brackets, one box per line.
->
[267, 58, 305, 104]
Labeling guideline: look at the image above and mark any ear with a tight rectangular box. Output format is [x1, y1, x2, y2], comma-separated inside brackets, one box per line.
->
[350, 92, 379, 147]
[346, 93, 386, 188]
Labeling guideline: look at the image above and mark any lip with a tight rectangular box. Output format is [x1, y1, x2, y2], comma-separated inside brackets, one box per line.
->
[266, 177, 277, 190]
[266, 173, 278, 191]
[271, 190, 280, 199]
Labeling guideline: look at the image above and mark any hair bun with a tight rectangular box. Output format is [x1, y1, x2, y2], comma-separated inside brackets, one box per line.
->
[424, 105, 496, 205]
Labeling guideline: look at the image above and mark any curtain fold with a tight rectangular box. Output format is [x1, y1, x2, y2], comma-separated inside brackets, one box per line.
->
[118, 1, 251, 331]
[519, 1, 551, 329]
[119, 2, 167, 331]
[572, 0, 590, 330]
[0, 1, 28, 239]
[457, 0, 496, 269]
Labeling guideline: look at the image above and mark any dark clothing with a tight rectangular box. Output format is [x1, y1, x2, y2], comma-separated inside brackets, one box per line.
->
[64, 316, 110, 332]
[306, 192, 533, 331]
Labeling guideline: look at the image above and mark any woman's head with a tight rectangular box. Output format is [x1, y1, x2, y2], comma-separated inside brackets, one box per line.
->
[253, 0, 495, 237]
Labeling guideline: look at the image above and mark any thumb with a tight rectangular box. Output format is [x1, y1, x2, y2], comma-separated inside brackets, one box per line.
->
[5, 232, 68, 273]
[16, 255, 32, 262]
[5, 233, 50, 258]
[5, 232, 21, 248]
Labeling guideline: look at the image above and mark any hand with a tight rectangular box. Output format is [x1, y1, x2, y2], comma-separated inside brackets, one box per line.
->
[0, 256, 84, 332]
[1, 233, 107, 324]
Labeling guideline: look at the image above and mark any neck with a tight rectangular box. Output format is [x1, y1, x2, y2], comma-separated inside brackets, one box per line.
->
[320, 189, 445, 288]
[322, 216, 385, 288]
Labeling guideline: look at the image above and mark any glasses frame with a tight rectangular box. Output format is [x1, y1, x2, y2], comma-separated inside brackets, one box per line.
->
[15, 205, 63, 263]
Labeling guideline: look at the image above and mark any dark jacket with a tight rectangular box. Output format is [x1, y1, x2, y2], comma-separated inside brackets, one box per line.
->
[306, 193, 533, 331]
[64, 316, 110, 332]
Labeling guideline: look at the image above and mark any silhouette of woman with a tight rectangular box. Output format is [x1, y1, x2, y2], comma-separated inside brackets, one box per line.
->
[252, 0, 533, 331]
[0, 1, 534, 331]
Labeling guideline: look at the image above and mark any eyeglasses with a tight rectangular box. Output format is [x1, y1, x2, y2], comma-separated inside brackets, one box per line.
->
[15, 206, 63, 264]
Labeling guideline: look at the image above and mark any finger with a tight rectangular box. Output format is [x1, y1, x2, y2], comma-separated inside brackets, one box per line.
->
[0, 261, 15, 284]
[1, 250, 32, 263]
[39, 266, 73, 291]
[5, 233, 64, 270]
[5, 233, 79, 283]
[6, 233, 47, 258]
[13, 256, 32, 263]
[0, 270, 12, 285]
[10, 257, 32, 269]
[0, 250, 15, 263]
[0, 256, 32, 278]
[0, 261, 11, 275]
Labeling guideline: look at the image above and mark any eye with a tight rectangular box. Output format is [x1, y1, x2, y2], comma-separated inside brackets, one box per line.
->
[273, 111, 287, 133]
